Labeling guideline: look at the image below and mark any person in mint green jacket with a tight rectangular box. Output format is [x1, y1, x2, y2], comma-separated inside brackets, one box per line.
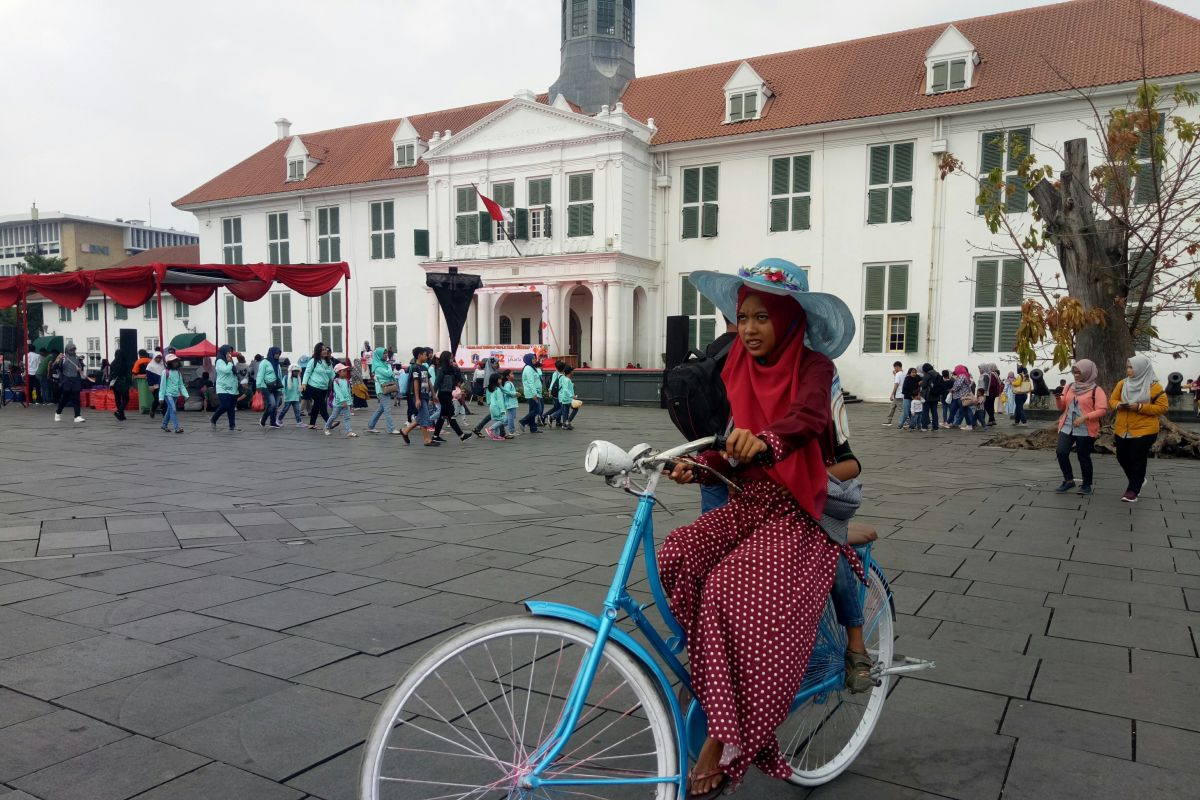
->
[483, 372, 508, 440]
[158, 353, 185, 433]
[324, 362, 356, 437]
[209, 345, 240, 431]
[302, 343, 335, 429]
[256, 346, 284, 429]
[367, 347, 402, 435]
[518, 353, 543, 433]
[556, 364, 579, 430]
[501, 369, 519, 436]
[277, 365, 302, 425]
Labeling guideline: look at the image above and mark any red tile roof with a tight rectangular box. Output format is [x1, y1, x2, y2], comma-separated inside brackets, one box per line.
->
[107, 244, 201, 269]
[176, 0, 1200, 205]
[622, 0, 1200, 144]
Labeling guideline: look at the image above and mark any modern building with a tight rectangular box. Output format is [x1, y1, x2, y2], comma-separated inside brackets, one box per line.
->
[0, 211, 197, 276]
[46, 0, 1200, 396]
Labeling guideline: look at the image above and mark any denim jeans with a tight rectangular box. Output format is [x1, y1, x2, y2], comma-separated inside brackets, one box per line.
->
[1056, 431, 1094, 485]
[920, 400, 939, 430]
[368, 393, 396, 432]
[520, 397, 542, 432]
[259, 389, 280, 426]
[161, 398, 181, 431]
[897, 398, 913, 428]
[1013, 393, 1028, 424]
[210, 393, 237, 429]
[830, 545, 868, 628]
[277, 400, 302, 423]
[700, 483, 729, 514]
[326, 403, 352, 433]
[947, 397, 964, 426]
[506, 407, 517, 433]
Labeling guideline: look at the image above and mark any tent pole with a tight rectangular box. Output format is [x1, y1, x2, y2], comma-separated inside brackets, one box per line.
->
[214, 287, 220, 347]
[343, 274, 349, 360]
[156, 275, 164, 353]
[103, 297, 110, 361]
[18, 294, 28, 406]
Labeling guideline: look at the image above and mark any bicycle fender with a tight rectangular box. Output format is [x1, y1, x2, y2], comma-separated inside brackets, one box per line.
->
[525, 600, 689, 788]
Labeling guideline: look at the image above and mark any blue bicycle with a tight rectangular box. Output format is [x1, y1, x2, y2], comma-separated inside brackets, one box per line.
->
[361, 436, 932, 799]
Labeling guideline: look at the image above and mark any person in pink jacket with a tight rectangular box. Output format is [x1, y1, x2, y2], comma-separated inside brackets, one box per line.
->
[1054, 359, 1108, 495]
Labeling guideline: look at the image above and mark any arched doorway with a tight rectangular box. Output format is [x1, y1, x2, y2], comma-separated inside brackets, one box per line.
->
[565, 285, 593, 364]
[569, 310, 582, 361]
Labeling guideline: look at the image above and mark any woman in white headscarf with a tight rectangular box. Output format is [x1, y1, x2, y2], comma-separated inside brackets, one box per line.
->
[1109, 354, 1169, 503]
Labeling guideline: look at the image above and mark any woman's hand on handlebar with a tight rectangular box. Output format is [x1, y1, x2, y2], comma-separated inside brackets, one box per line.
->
[723, 428, 768, 463]
[663, 460, 695, 484]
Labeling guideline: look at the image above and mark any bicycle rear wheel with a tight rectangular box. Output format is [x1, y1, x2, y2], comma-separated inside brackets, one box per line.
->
[779, 563, 894, 785]
[360, 615, 679, 800]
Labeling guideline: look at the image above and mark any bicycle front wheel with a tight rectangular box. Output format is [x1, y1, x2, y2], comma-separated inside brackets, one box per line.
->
[360, 615, 679, 800]
[779, 563, 895, 785]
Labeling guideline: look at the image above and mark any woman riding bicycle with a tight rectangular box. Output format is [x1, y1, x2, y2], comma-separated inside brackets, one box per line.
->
[660, 259, 858, 797]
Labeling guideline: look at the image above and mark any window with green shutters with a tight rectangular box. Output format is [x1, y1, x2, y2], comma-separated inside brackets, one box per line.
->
[86, 301, 100, 321]
[567, 172, 594, 238]
[527, 177, 552, 238]
[270, 292, 292, 352]
[978, 127, 1032, 215]
[317, 206, 341, 262]
[455, 187, 479, 245]
[1133, 115, 1165, 205]
[929, 58, 967, 93]
[114, 305, 127, 321]
[224, 295, 246, 352]
[680, 274, 721, 350]
[413, 229, 430, 257]
[58, 306, 72, 322]
[221, 217, 242, 265]
[267, 212, 289, 264]
[866, 142, 914, 224]
[172, 300, 188, 320]
[490, 182, 515, 240]
[319, 289, 343, 353]
[861, 263, 918, 353]
[395, 143, 415, 168]
[681, 165, 718, 239]
[369, 201, 395, 260]
[769, 155, 811, 232]
[971, 258, 1024, 352]
[372, 287, 397, 351]
[727, 91, 759, 122]
[143, 299, 157, 320]
[1126, 250, 1155, 348]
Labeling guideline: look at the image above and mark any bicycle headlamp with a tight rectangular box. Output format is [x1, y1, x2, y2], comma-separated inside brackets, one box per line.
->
[584, 440, 634, 477]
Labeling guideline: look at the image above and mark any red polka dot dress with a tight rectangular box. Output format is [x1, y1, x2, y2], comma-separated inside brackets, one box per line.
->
[659, 475, 842, 785]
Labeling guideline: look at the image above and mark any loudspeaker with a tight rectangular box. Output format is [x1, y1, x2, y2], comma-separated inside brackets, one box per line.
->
[664, 316, 690, 370]
[119, 329, 137, 360]
[0, 324, 17, 353]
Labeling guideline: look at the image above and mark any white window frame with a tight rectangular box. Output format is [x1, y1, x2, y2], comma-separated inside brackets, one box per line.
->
[866, 142, 915, 225]
[267, 212, 290, 264]
[224, 295, 246, 352]
[567, 172, 595, 238]
[395, 143, 415, 168]
[85, 337, 101, 368]
[221, 217, 243, 264]
[680, 273, 722, 351]
[114, 305, 127, 321]
[371, 287, 397, 351]
[978, 127, 1032, 216]
[726, 90, 760, 123]
[681, 165, 719, 240]
[971, 258, 1023, 353]
[927, 58, 968, 94]
[270, 291, 292, 352]
[85, 301, 100, 321]
[768, 154, 812, 233]
[287, 157, 305, 181]
[144, 336, 160, 352]
[173, 300, 190, 319]
[369, 201, 396, 260]
[319, 289, 344, 354]
[861, 262, 916, 354]
[143, 300, 158, 320]
[455, 187, 480, 246]
[317, 206, 341, 262]
[529, 207, 546, 239]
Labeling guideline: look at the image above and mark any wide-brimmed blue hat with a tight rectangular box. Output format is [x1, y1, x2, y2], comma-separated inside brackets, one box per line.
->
[689, 258, 855, 359]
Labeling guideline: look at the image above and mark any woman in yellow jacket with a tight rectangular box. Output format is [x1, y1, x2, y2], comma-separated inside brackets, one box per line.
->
[1109, 354, 1168, 503]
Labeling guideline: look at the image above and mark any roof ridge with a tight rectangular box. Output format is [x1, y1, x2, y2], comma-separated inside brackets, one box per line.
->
[292, 97, 518, 142]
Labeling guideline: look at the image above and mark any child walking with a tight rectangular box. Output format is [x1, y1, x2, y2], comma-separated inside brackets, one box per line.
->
[325, 363, 357, 437]
[501, 369, 519, 437]
[484, 373, 508, 441]
[159, 354, 185, 433]
[556, 365, 579, 430]
[278, 366, 303, 425]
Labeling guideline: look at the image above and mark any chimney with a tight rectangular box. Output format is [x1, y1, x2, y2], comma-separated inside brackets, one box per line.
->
[275, 118, 292, 141]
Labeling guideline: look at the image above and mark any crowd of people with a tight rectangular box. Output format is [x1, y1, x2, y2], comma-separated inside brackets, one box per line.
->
[882, 360, 1033, 431]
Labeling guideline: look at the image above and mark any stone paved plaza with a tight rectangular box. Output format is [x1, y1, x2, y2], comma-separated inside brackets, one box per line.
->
[0, 401, 1196, 799]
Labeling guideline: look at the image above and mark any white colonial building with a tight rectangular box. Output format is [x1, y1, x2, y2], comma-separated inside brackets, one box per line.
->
[41, 0, 1200, 397]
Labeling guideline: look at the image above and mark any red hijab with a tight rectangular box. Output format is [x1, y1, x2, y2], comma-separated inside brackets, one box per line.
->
[721, 288, 830, 519]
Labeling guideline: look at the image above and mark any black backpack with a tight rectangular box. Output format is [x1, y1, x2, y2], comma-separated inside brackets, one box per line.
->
[664, 339, 733, 441]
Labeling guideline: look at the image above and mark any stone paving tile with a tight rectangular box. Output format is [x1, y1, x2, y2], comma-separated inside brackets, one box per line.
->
[283, 743, 362, 800]
[1047, 607, 1194, 655]
[8, 587, 117, 617]
[58, 657, 290, 737]
[917, 591, 1051, 634]
[1024, 634, 1130, 671]
[805, 772, 947, 799]
[285, 604, 458, 655]
[133, 761, 305, 800]
[1001, 699, 1132, 759]
[108, 531, 179, 551]
[223, 636, 356, 679]
[884, 679, 1006, 733]
[40, 518, 107, 534]
[0, 578, 72, 605]
[0, 687, 56, 729]
[160, 684, 376, 781]
[1003, 739, 1194, 800]
[293, 649, 416, 698]
[892, 634, 1038, 697]
[105, 515, 172, 535]
[55, 598, 169, 627]
[0, 615, 102, 658]
[1130, 649, 1200, 686]
[1136, 722, 1200, 776]
[150, 548, 237, 567]
[37, 530, 109, 554]
[0, 634, 188, 699]
[203, 588, 367, 631]
[287, 571, 380, 595]
[431, 567, 568, 602]
[930, 621, 1030, 654]
[167, 622, 287, 660]
[11, 734, 209, 800]
[106, 610, 227, 644]
[58, 562, 205, 594]
[0, 709, 128, 782]
[337, 580, 434, 607]
[126, 574, 281, 612]
[1033, 660, 1200, 732]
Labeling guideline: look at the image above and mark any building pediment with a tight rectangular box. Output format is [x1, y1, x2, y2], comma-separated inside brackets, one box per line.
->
[424, 98, 628, 159]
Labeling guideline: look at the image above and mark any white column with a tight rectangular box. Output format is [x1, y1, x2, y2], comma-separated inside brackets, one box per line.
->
[547, 283, 564, 355]
[605, 281, 621, 369]
[464, 296, 477, 346]
[590, 281, 608, 368]
[480, 292, 496, 344]
[425, 289, 439, 348]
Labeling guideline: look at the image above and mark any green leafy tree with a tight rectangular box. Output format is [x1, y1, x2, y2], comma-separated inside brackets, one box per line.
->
[21, 253, 69, 274]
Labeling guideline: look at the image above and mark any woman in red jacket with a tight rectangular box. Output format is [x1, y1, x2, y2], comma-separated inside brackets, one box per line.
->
[1054, 359, 1108, 495]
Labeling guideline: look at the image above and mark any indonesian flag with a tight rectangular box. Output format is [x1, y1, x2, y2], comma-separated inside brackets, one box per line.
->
[477, 188, 512, 225]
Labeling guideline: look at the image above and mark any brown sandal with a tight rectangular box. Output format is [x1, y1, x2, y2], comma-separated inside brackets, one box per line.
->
[844, 649, 876, 694]
[686, 768, 729, 799]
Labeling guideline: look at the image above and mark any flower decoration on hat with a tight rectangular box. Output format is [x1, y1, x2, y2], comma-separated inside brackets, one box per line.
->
[737, 263, 804, 292]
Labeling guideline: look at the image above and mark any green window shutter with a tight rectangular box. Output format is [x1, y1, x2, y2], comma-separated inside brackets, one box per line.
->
[729, 93, 743, 121]
[975, 260, 999, 308]
[682, 168, 700, 204]
[1006, 128, 1031, 171]
[580, 173, 593, 200]
[972, 311, 997, 352]
[370, 202, 382, 231]
[793, 155, 811, 193]
[701, 166, 719, 203]
[980, 131, 1005, 172]
[949, 59, 966, 89]
[891, 186, 912, 223]
[318, 239, 329, 262]
[681, 206, 699, 239]
[998, 311, 1022, 352]
[1000, 259, 1023, 306]
[770, 158, 790, 196]
[279, 242, 289, 264]
[892, 142, 914, 183]
[932, 61, 948, 93]
[579, 203, 594, 236]
[330, 237, 341, 261]
[701, 203, 718, 237]
[977, 177, 1001, 216]
[868, 145, 890, 185]
[681, 276, 697, 316]
[567, 205, 579, 237]
[384, 233, 395, 259]
[479, 211, 494, 243]
[698, 318, 717, 348]
[456, 187, 469, 213]
[1136, 115, 1163, 160]
[544, 205, 552, 237]
[688, 318, 698, 347]
[769, 198, 789, 232]
[317, 210, 328, 237]
[529, 178, 550, 205]
[372, 291, 384, 322]
[791, 195, 810, 231]
[867, 189, 889, 224]
[699, 291, 715, 316]
[743, 92, 757, 119]
[384, 202, 394, 230]
[455, 215, 468, 246]
[1134, 162, 1159, 205]
[370, 234, 382, 260]
[414, 229, 429, 256]
[862, 315, 883, 353]
[278, 213, 288, 239]
[514, 207, 529, 240]
[887, 264, 909, 310]
[863, 265, 886, 311]
[268, 214, 278, 240]
[1005, 175, 1028, 213]
[904, 313, 920, 353]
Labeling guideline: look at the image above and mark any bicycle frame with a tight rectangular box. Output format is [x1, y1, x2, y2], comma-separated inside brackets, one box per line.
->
[520, 465, 889, 794]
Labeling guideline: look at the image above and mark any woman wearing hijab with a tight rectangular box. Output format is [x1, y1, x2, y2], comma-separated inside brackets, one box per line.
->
[146, 352, 165, 418]
[256, 346, 284, 428]
[158, 353, 185, 433]
[109, 349, 132, 422]
[1011, 365, 1032, 426]
[1110, 354, 1168, 503]
[433, 351, 470, 442]
[301, 343, 335, 429]
[209, 345, 240, 432]
[979, 363, 1000, 425]
[518, 353, 543, 433]
[662, 259, 858, 795]
[947, 364, 973, 428]
[1054, 359, 1108, 495]
[366, 347, 402, 435]
[53, 343, 87, 423]
[1003, 371, 1017, 416]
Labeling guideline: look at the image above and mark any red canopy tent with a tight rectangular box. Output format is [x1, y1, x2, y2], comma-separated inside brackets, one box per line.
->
[174, 339, 218, 359]
[0, 261, 350, 404]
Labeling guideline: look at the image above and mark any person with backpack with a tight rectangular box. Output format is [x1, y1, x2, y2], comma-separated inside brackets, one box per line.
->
[433, 351, 471, 442]
[518, 353, 543, 434]
[256, 347, 284, 429]
[399, 347, 436, 446]
[918, 363, 943, 431]
[1054, 359, 1107, 495]
[555, 365, 579, 429]
[1011, 365, 1032, 426]
[158, 353, 185, 434]
[501, 369, 519, 435]
[324, 363, 357, 437]
[979, 363, 1001, 425]
[365, 346, 402, 435]
[278, 365, 303, 425]
[301, 343, 336, 429]
[544, 360, 566, 426]
[1109, 354, 1168, 503]
[482, 372, 509, 440]
[52, 343, 87, 423]
[898, 367, 921, 430]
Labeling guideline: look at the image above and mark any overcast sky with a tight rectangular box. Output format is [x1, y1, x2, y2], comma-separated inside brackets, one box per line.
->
[2, 0, 1197, 234]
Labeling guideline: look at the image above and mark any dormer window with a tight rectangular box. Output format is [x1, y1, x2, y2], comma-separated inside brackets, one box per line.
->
[389, 118, 425, 170]
[287, 158, 306, 181]
[395, 143, 415, 168]
[723, 61, 770, 125]
[924, 25, 977, 95]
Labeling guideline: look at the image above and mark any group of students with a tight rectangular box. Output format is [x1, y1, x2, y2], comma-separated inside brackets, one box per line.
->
[885, 361, 1031, 431]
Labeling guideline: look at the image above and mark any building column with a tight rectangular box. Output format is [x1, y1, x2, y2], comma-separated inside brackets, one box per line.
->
[589, 281, 607, 368]
[425, 289, 439, 349]
[464, 296, 477, 346]
[546, 283, 565, 355]
[605, 281, 621, 369]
